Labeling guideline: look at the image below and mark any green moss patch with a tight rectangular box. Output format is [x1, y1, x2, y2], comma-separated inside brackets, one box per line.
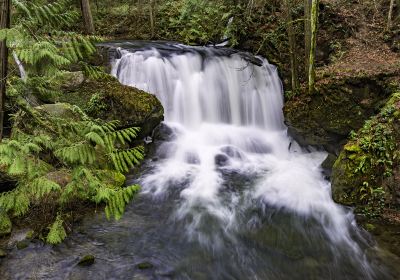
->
[332, 93, 400, 217]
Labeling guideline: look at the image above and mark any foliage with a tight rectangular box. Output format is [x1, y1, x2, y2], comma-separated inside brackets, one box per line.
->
[336, 93, 400, 217]
[0, 104, 143, 243]
[158, 0, 231, 45]
[0, 0, 143, 244]
[0, 0, 102, 102]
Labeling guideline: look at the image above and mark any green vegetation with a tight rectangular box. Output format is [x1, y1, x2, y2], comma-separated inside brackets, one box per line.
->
[332, 93, 400, 217]
[0, 0, 148, 244]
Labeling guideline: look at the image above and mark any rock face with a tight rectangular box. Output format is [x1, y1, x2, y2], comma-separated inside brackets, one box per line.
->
[59, 76, 164, 138]
[331, 93, 400, 215]
[284, 75, 393, 155]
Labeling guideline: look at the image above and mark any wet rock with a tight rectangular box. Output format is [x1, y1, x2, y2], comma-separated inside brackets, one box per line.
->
[321, 153, 337, 178]
[16, 240, 29, 250]
[78, 255, 95, 266]
[215, 154, 229, 166]
[137, 261, 154, 270]
[220, 146, 242, 159]
[153, 123, 176, 142]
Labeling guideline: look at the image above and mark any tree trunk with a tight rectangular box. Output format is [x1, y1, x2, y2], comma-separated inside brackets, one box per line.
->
[81, 0, 95, 35]
[283, 0, 300, 93]
[304, 0, 312, 76]
[0, 0, 10, 141]
[308, 0, 318, 94]
[387, 0, 395, 30]
[149, 0, 156, 38]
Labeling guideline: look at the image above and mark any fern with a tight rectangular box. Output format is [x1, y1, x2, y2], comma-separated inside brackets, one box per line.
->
[103, 185, 141, 220]
[46, 215, 67, 244]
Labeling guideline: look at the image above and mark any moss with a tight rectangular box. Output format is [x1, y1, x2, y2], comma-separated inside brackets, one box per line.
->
[284, 75, 394, 154]
[59, 76, 164, 137]
[0, 212, 12, 237]
[137, 262, 154, 270]
[332, 93, 400, 217]
[78, 255, 95, 266]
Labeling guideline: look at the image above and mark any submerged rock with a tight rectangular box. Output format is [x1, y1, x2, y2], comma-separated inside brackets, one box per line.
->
[136, 261, 154, 270]
[78, 255, 95, 266]
[16, 240, 29, 250]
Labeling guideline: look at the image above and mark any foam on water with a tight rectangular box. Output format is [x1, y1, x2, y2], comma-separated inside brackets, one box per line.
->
[112, 45, 377, 277]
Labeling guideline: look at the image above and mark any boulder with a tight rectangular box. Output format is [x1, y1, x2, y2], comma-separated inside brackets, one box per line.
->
[284, 75, 393, 154]
[59, 77, 164, 138]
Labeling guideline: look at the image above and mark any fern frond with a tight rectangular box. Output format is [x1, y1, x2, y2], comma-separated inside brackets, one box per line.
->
[46, 214, 67, 244]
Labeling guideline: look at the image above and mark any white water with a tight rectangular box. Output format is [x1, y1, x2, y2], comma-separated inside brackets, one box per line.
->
[112, 46, 375, 276]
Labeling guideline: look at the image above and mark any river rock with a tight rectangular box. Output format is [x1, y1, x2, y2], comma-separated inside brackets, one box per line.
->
[78, 255, 95, 266]
[16, 240, 30, 250]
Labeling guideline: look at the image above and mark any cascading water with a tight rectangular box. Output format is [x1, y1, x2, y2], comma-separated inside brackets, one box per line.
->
[1, 42, 397, 280]
[109, 43, 391, 279]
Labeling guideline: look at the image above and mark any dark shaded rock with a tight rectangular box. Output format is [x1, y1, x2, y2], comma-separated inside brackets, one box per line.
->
[78, 255, 95, 266]
[16, 240, 29, 250]
[215, 154, 229, 166]
[321, 153, 337, 178]
[153, 123, 176, 142]
[284, 75, 393, 154]
[137, 261, 154, 270]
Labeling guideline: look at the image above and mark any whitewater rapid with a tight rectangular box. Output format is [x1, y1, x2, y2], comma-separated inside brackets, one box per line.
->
[111, 44, 377, 278]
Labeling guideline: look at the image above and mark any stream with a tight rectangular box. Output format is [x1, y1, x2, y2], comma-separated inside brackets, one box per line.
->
[0, 42, 398, 280]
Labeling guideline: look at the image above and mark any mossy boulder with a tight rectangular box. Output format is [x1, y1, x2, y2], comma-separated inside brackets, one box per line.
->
[284, 75, 392, 154]
[35, 103, 81, 120]
[59, 76, 164, 138]
[78, 255, 95, 266]
[331, 93, 400, 216]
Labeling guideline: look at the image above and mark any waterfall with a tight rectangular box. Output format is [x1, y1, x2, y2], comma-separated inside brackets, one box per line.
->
[111, 43, 385, 279]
